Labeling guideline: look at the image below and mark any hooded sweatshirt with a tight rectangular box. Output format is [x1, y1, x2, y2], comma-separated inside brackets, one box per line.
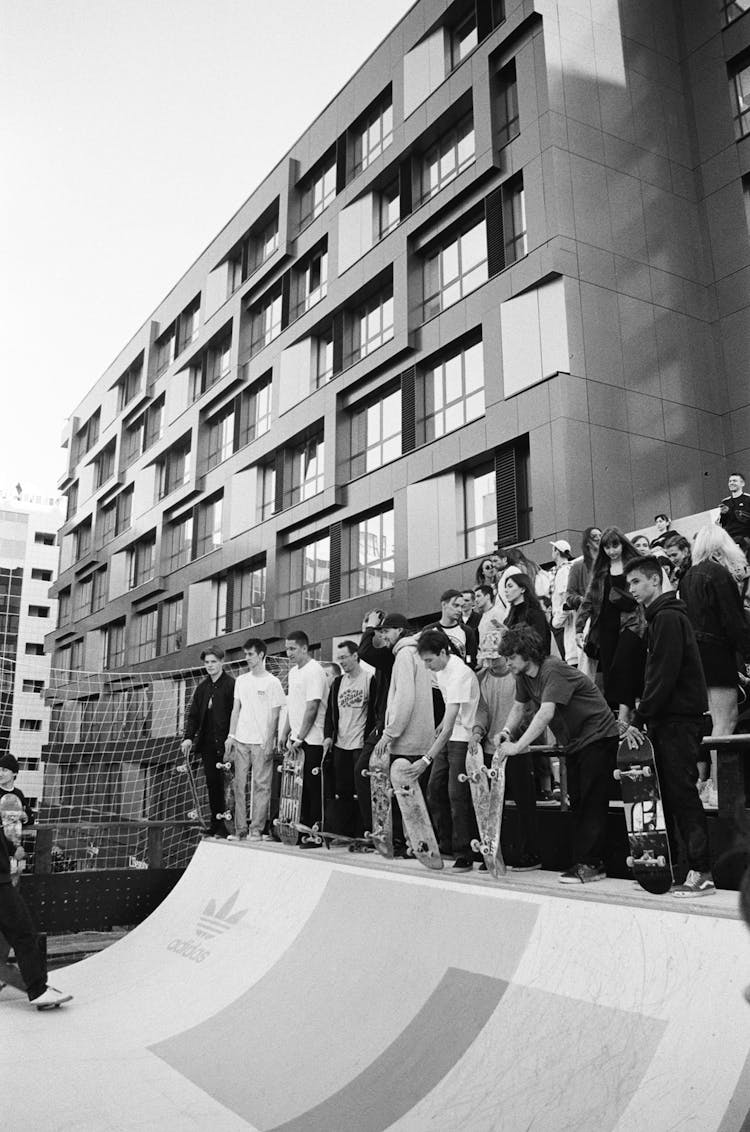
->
[633, 592, 708, 727]
[381, 635, 435, 757]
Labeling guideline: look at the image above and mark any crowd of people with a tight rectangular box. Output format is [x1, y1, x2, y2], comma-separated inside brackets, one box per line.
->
[179, 475, 750, 899]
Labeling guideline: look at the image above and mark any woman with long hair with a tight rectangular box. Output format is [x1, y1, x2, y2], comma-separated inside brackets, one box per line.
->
[564, 527, 601, 614]
[680, 524, 750, 805]
[575, 526, 646, 723]
[475, 557, 499, 592]
[504, 573, 551, 652]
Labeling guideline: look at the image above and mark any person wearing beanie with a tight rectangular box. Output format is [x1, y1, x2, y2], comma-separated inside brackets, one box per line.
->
[0, 755, 33, 826]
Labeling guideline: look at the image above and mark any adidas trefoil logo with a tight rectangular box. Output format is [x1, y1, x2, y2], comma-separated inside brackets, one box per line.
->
[195, 890, 247, 940]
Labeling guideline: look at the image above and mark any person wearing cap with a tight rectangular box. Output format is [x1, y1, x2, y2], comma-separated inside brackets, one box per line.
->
[0, 754, 71, 1009]
[549, 540, 576, 665]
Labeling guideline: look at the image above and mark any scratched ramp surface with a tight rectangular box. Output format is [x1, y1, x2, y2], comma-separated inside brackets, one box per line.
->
[2, 839, 750, 1132]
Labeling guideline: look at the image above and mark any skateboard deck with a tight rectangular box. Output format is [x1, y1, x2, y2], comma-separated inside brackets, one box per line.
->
[391, 758, 442, 871]
[460, 746, 507, 878]
[615, 734, 673, 895]
[215, 759, 236, 835]
[363, 745, 394, 858]
[275, 746, 305, 846]
[174, 754, 208, 830]
[290, 822, 373, 851]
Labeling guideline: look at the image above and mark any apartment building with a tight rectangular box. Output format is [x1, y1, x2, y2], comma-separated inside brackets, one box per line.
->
[47, 0, 750, 672]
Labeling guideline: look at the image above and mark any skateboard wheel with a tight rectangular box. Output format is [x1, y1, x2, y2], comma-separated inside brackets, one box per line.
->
[657, 855, 666, 867]
[626, 855, 634, 868]
[175, 764, 187, 774]
[642, 766, 652, 777]
[470, 839, 481, 852]
[187, 810, 199, 820]
[458, 773, 468, 783]
[613, 769, 621, 781]
[487, 768, 498, 780]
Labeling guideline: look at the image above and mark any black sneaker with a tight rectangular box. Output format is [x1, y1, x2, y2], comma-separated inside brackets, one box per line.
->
[508, 854, 542, 872]
[478, 862, 488, 873]
[452, 857, 473, 872]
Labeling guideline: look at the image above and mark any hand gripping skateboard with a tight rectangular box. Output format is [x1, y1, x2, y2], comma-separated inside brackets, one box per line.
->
[391, 758, 442, 871]
[362, 744, 394, 858]
[215, 759, 236, 834]
[0, 794, 26, 885]
[274, 745, 305, 846]
[614, 733, 673, 895]
[459, 745, 507, 878]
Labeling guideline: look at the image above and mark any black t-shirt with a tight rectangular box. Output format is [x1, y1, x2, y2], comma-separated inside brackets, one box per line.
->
[719, 493, 750, 540]
[514, 657, 618, 753]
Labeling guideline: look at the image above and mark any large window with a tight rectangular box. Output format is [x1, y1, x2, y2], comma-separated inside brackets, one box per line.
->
[346, 289, 394, 366]
[314, 329, 334, 388]
[228, 561, 266, 631]
[194, 494, 223, 558]
[299, 150, 336, 228]
[503, 173, 527, 264]
[72, 410, 100, 464]
[156, 436, 191, 499]
[416, 339, 485, 446]
[191, 334, 231, 401]
[74, 577, 93, 620]
[58, 588, 71, 626]
[165, 515, 193, 572]
[250, 287, 283, 354]
[74, 518, 92, 561]
[294, 244, 328, 317]
[349, 387, 401, 478]
[155, 325, 177, 375]
[160, 597, 183, 655]
[450, 11, 478, 69]
[130, 608, 158, 664]
[91, 567, 108, 613]
[730, 52, 750, 139]
[144, 397, 165, 451]
[66, 482, 78, 521]
[287, 535, 330, 614]
[494, 59, 519, 148]
[281, 434, 324, 509]
[462, 464, 496, 557]
[253, 215, 280, 270]
[94, 440, 116, 489]
[422, 218, 488, 320]
[123, 416, 145, 467]
[351, 91, 393, 177]
[419, 115, 475, 204]
[128, 533, 156, 589]
[257, 463, 277, 522]
[237, 374, 272, 447]
[206, 403, 235, 471]
[344, 508, 395, 598]
[180, 297, 200, 349]
[104, 620, 126, 670]
[378, 180, 400, 239]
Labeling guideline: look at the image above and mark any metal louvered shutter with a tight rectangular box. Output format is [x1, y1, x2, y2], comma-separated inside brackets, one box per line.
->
[328, 522, 342, 604]
[485, 187, 505, 278]
[280, 271, 291, 330]
[476, 0, 494, 42]
[274, 450, 285, 514]
[401, 366, 417, 454]
[495, 444, 519, 545]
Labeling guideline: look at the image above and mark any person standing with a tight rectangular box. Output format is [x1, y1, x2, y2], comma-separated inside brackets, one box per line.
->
[280, 630, 328, 846]
[225, 638, 286, 840]
[323, 641, 372, 837]
[474, 584, 506, 662]
[719, 473, 750, 543]
[549, 540, 576, 664]
[504, 574, 552, 652]
[181, 646, 235, 838]
[422, 588, 479, 669]
[651, 514, 672, 549]
[623, 556, 715, 896]
[662, 533, 692, 589]
[460, 589, 481, 631]
[497, 625, 619, 884]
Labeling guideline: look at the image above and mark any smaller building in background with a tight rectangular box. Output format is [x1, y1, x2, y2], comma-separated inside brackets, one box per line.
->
[0, 487, 63, 811]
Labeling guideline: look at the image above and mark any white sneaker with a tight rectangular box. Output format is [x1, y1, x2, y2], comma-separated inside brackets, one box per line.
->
[248, 830, 263, 841]
[701, 782, 718, 809]
[227, 833, 248, 842]
[31, 986, 73, 1010]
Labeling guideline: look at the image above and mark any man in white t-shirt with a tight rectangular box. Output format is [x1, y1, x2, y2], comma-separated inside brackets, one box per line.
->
[279, 629, 328, 844]
[409, 629, 481, 872]
[225, 638, 286, 840]
[323, 641, 372, 836]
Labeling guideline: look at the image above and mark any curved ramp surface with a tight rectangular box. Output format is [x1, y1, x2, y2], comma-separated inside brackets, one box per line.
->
[4, 840, 750, 1131]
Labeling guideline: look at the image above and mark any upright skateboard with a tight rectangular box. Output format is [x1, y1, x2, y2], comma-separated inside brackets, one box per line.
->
[0, 795, 26, 884]
[174, 751, 208, 831]
[391, 758, 442, 871]
[460, 745, 507, 878]
[363, 745, 393, 858]
[275, 745, 305, 846]
[215, 759, 236, 835]
[615, 734, 673, 895]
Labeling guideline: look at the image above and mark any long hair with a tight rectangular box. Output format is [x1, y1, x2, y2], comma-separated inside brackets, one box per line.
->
[692, 524, 748, 584]
[475, 558, 497, 588]
[582, 526, 642, 620]
[503, 571, 543, 612]
[580, 526, 600, 570]
[505, 546, 539, 582]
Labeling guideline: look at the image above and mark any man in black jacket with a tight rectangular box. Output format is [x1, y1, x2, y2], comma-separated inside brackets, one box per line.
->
[323, 641, 372, 836]
[181, 646, 235, 837]
[623, 557, 714, 897]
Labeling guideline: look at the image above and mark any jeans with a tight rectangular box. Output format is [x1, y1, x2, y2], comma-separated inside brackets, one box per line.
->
[427, 741, 477, 858]
[233, 741, 274, 834]
[649, 717, 710, 873]
[0, 883, 46, 1000]
[566, 737, 618, 866]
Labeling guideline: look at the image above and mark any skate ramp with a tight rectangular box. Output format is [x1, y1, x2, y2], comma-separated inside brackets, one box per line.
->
[4, 839, 750, 1131]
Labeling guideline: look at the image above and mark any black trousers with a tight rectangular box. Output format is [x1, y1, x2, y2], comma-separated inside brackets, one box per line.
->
[0, 883, 46, 999]
[324, 746, 362, 837]
[566, 736, 618, 866]
[427, 741, 477, 858]
[649, 717, 710, 873]
[198, 742, 227, 830]
[300, 743, 325, 829]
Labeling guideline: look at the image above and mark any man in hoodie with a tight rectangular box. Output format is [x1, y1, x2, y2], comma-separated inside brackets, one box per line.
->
[623, 556, 714, 897]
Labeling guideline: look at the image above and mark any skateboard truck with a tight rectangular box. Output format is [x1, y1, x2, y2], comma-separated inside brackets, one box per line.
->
[614, 765, 652, 781]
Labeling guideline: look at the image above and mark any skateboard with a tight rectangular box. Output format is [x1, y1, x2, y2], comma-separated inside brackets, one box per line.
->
[290, 822, 373, 851]
[215, 759, 236, 835]
[614, 734, 673, 895]
[391, 758, 442, 871]
[362, 745, 394, 858]
[275, 745, 305, 846]
[459, 745, 507, 878]
[1, 794, 26, 885]
[174, 752, 208, 830]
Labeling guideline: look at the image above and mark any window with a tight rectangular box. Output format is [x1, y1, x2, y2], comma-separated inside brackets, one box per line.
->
[194, 494, 223, 558]
[160, 597, 183, 655]
[346, 289, 394, 366]
[503, 173, 527, 264]
[58, 589, 71, 625]
[155, 324, 177, 375]
[206, 403, 235, 471]
[25, 643, 44, 657]
[349, 387, 401, 478]
[729, 52, 750, 139]
[22, 679, 44, 694]
[116, 355, 143, 411]
[94, 440, 116, 489]
[165, 515, 193, 572]
[128, 533, 156, 589]
[250, 286, 283, 354]
[494, 59, 519, 147]
[253, 215, 280, 270]
[70, 638, 84, 671]
[416, 339, 485, 445]
[462, 464, 496, 556]
[130, 608, 158, 664]
[99, 499, 116, 545]
[451, 12, 478, 69]
[281, 434, 324, 509]
[72, 410, 100, 464]
[19, 719, 42, 732]
[294, 244, 328, 317]
[66, 482, 78, 521]
[237, 374, 272, 447]
[227, 213, 280, 292]
[35, 532, 56, 546]
[723, 0, 750, 27]
[73, 519, 92, 561]
[156, 436, 191, 499]
[31, 569, 52, 582]
[144, 397, 165, 450]
[378, 180, 400, 238]
[116, 487, 133, 536]
[344, 508, 395, 598]
[123, 416, 145, 467]
[232, 561, 266, 629]
[287, 535, 330, 614]
[104, 620, 126, 669]
[73, 578, 92, 619]
[91, 567, 108, 613]
[422, 218, 488, 320]
[191, 334, 232, 401]
[257, 463, 277, 522]
[351, 91, 393, 177]
[299, 149, 337, 228]
[28, 605, 49, 618]
[314, 329, 334, 388]
[180, 296, 200, 349]
[419, 115, 475, 203]
[213, 577, 228, 635]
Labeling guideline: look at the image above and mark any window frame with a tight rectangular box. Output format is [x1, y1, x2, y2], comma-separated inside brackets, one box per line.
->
[286, 534, 331, 615]
[348, 385, 402, 480]
[422, 216, 488, 321]
[415, 338, 485, 447]
[419, 114, 475, 205]
[343, 506, 395, 599]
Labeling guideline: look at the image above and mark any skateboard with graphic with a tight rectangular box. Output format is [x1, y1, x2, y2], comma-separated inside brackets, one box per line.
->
[362, 744, 393, 858]
[614, 734, 673, 894]
[275, 745, 305, 846]
[391, 758, 442, 871]
[174, 750, 208, 831]
[215, 759, 236, 835]
[1, 794, 27, 885]
[460, 745, 507, 878]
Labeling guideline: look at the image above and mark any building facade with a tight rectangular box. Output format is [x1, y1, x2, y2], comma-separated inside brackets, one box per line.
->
[48, 0, 750, 672]
[0, 490, 63, 806]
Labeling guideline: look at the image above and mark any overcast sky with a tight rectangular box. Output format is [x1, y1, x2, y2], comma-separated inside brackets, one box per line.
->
[0, 0, 413, 496]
